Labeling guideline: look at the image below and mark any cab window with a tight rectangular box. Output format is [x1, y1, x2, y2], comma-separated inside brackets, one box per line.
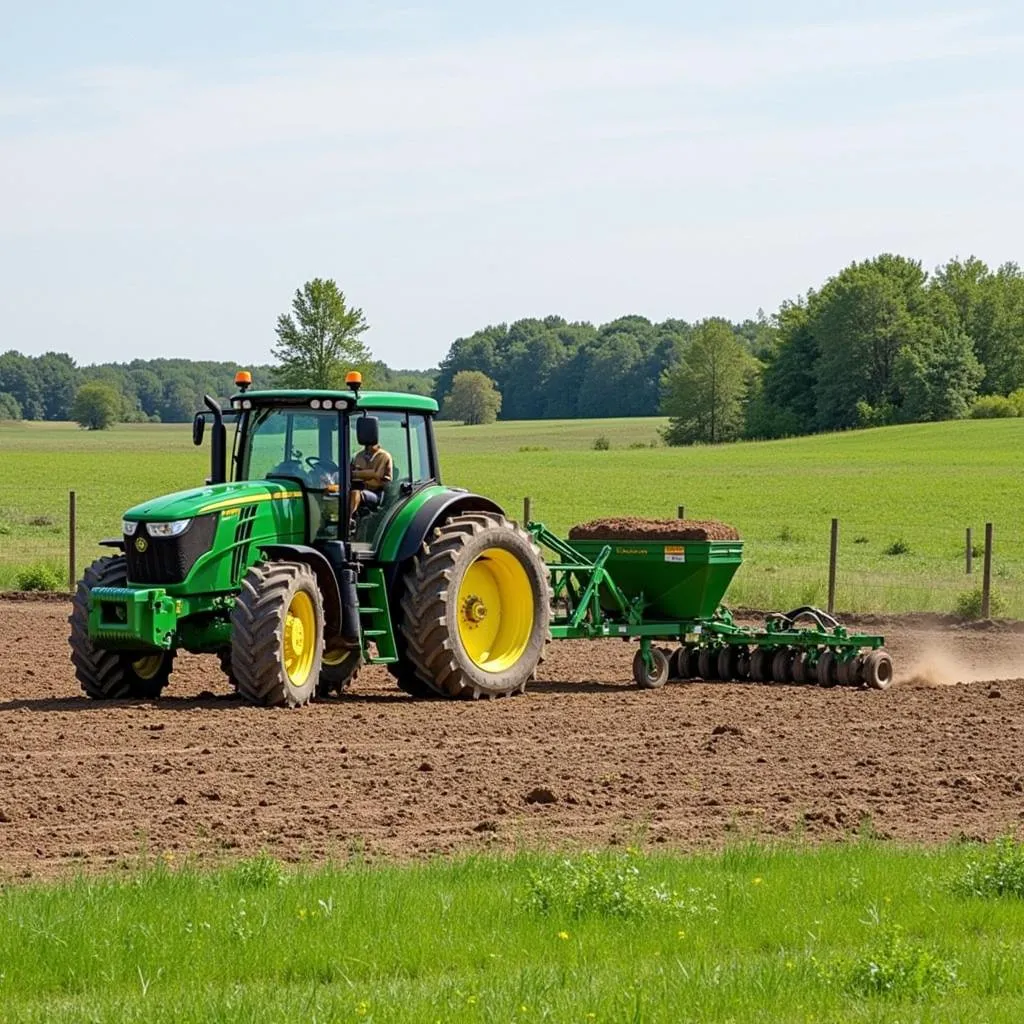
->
[408, 414, 433, 483]
[243, 409, 339, 486]
[349, 410, 435, 545]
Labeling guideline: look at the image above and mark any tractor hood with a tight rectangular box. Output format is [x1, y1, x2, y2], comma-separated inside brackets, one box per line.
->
[123, 480, 304, 522]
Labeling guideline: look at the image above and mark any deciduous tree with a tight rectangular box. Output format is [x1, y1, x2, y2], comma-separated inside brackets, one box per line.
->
[72, 382, 120, 430]
[661, 319, 756, 445]
[273, 279, 371, 389]
[441, 370, 502, 425]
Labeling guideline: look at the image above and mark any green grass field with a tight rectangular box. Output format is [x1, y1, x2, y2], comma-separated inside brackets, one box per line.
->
[1, 842, 1023, 1022]
[1, 417, 1022, 615]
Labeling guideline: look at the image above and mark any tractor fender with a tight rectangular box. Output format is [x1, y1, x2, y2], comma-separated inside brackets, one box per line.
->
[259, 544, 342, 637]
[384, 491, 504, 594]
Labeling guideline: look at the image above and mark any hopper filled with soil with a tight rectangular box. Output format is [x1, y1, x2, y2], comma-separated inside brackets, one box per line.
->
[569, 517, 741, 543]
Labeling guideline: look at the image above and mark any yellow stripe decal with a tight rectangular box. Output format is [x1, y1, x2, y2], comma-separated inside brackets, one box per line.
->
[200, 491, 304, 514]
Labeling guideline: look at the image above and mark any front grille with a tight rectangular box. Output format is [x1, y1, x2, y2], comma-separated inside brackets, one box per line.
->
[126, 514, 218, 585]
[230, 504, 258, 583]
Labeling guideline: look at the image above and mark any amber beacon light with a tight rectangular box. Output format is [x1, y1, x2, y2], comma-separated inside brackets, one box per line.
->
[234, 370, 252, 392]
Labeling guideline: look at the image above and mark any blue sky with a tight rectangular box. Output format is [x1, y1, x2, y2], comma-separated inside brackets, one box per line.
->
[2, 1, 1022, 369]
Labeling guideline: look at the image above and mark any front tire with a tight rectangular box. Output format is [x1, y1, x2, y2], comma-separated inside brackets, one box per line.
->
[69, 555, 175, 699]
[400, 513, 551, 698]
[231, 561, 324, 707]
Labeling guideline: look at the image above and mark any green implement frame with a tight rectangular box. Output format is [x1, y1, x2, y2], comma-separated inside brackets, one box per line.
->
[528, 522, 885, 674]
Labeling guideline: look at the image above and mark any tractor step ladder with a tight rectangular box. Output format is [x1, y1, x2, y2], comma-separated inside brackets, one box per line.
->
[356, 567, 397, 663]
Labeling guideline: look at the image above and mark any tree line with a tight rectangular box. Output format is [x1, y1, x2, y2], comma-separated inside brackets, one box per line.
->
[433, 254, 1024, 442]
[5, 257, 1022, 441]
[0, 351, 434, 427]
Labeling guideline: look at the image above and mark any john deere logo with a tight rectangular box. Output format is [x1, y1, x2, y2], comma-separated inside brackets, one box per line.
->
[134, 537, 148, 553]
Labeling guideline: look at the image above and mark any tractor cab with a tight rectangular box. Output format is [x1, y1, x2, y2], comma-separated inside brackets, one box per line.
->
[197, 372, 441, 553]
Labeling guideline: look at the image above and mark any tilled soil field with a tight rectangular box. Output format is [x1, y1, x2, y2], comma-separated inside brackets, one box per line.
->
[2, 598, 1024, 878]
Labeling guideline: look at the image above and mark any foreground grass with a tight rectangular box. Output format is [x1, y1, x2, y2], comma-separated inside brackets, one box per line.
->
[1, 843, 1024, 1022]
[1, 417, 1022, 615]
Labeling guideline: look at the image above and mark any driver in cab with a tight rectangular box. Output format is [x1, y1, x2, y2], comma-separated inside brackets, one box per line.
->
[349, 415, 393, 517]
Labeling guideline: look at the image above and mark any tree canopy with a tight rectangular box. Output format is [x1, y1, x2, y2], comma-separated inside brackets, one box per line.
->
[661, 319, 757, 444]
[273, 279, 371, 390]
[72, 382, 121, 430]
[4, 251, 1023, 442]
[440, 371, 502, 425]
[0, 352, 434, 424]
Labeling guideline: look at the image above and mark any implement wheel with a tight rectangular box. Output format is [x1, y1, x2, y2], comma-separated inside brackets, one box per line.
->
[717, 646, 739, 682]
[697, 647, 717, 681]
[771, 647, 793, 683]
[749, 648, 772, 683]
[836, 655, 862, 687]
[790, 650, 811, 684]
[231, 561, 324, 707]
[817, 650, 837, 688]
[69, 554, 175, 699]
[668, 646, 689, 681]
[400, 513, 551, 698]
[633, 647, 670, 689]
[862, 650, 894, 690]
[733, 646, 751, 680]
[686, 647, 702, 679]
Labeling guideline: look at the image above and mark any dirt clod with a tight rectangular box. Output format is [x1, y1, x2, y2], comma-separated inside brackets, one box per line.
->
[569, 517, 740, 542]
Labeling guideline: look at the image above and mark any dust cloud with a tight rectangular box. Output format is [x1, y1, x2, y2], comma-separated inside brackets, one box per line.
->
[897, 647, 1024, 687]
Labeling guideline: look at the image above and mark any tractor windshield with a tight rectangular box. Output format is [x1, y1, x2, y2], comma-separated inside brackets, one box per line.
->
[240, 408, 341, 489]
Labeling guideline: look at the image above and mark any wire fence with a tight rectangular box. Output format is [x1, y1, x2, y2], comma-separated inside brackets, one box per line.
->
[0, 491, 1018, 620]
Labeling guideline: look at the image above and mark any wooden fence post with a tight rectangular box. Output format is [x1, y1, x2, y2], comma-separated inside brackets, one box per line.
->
[827, 518, 839, 615]
[966, 527, 973, 575]
[982, 522, 993, 618]
[522, 496, 532, 526]
[68, 490, 77, 593]
[677, 505, 685, 520]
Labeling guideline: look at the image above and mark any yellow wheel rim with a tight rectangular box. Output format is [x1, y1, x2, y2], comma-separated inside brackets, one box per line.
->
[456, 547, 534, 673]
[132, 655, 163, 680]
[283, 590, 317, 687]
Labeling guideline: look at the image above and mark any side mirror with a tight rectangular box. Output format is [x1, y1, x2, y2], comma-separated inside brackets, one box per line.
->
[192, 413, 205, 447]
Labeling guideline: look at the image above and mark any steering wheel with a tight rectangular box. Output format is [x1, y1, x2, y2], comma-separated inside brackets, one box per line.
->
[305, 456, 339, 485]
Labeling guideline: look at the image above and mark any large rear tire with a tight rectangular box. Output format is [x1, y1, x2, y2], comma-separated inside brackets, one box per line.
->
[231, 561, 324, 707]
[69, 555, 174, 699]
[400, 513, 551, 698]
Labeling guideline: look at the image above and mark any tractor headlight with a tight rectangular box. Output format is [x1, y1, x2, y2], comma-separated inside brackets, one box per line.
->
[122, 519, 138, 536]
[146, 519, 191, 538]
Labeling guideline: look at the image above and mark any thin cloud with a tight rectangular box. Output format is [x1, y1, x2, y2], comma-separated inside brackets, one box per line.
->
[2, 10, 1021, 236]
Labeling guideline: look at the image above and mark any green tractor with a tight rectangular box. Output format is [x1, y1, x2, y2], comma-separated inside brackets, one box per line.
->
[70, 374, 552, 705]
